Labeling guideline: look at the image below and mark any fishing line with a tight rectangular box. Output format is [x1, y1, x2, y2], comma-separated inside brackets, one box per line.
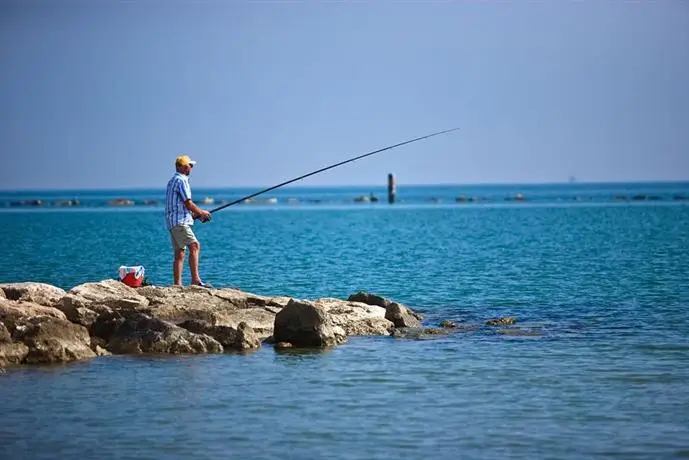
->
[206, 127, 460, 216]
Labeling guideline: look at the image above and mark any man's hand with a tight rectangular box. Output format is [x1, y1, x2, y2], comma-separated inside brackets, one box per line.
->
[194, 210, 212, 223]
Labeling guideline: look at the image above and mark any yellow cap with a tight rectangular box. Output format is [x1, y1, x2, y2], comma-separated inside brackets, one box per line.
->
[175, 155, 197, 167]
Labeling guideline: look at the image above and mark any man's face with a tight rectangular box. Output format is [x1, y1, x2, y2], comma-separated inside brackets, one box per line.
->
[180, 163, 193, 175]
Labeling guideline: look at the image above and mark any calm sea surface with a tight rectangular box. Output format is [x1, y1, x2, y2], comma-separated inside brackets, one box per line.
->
[1, 183, 688, 459]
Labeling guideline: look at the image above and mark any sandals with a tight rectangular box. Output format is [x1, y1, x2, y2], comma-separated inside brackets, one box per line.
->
[192, 281, 214, 288]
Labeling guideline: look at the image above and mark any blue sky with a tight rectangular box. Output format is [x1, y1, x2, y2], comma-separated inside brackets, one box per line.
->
[1, 0, 688, 190]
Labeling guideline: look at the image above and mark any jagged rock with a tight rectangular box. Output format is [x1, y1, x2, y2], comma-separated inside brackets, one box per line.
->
[486, 317, 516, 326]
[0, 321, 29, 366]
[274, 299, 347, 347]
[100, 312, 223, 354]
[12, 316, 96, 364]
[314, 298, 394, 336]
[178, 319, 260, 350]
[0, 298, 68, 331]
[0, 282, 67, 307]
[439, 320, 457, 328]
[0, 322, 10, 342]
[57, 293, 110, 328]
[347, 291, 423, 325]
[0, 289, 5, 299]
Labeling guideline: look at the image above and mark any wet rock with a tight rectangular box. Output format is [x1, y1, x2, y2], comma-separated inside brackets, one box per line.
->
[486, 316, 516, 326]
[385, 303, 421, 328]
[12, 316, 96, 364]
[391, 327, 455, 340]
[102, 312, 223, 354]
[439, 320, 457, 328]
[0, 282, 67, 307]
[275, 342, 293, 349]
[178, 319, 260, 350]
[346, 291, 423, 326]
[274, 299, 347, 347]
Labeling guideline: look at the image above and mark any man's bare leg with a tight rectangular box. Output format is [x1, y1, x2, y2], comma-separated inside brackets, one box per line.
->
[189, 242, 202, 285]
[173, 248, 185, 286]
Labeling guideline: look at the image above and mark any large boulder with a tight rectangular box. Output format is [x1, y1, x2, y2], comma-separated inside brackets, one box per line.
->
[347, 292, 421, 327]
[0, 282, 66, 307]
[93, 311, 223, 354]
[11, 316, 96, 363]
[273, 299, 347, 347]
[314, 298, 394, 336]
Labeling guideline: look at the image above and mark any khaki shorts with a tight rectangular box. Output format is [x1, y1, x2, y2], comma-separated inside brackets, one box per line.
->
[169, 224, 198, 251]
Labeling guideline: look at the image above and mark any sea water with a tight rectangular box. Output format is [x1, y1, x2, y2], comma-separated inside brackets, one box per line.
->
[1, 183, 688, 459]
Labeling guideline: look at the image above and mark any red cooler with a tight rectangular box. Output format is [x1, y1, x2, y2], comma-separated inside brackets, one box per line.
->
[118, 265, 145, 288]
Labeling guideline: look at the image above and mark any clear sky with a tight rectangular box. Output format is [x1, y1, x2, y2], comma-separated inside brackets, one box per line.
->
[1, 0, 688, 190]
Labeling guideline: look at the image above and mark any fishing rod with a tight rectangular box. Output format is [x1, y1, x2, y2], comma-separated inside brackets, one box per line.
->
[206, 127, 460, 216]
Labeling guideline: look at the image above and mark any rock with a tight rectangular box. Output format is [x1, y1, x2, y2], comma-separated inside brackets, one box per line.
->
[178, 319, 260, 350]
[273, 299, 347, 347]
[314, 298, 393, 336]
[486, 317, 516, 326]
[347, 291, 423, 325]
[100, 312, 223, 354]
[92, 344, 111, 356]
[12, 316, 96, 364]
[391, 327, 455, 340]
[134, 286, 278, 338]
[439, 320, 457, 328]
[275, 342, 293, 349]
[0, 299, 68, 331]
[0, 282, 67, 307]
[57, 293, 109, 329]
[68, 279, 150, 311]
[1, 279, 428, 363]
[0, 321, 10, 342]
[0, 321, 29, 366]
[385, 302, 421, 328]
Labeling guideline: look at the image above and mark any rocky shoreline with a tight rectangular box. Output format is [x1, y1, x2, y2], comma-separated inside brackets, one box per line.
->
[1, 280, 519, 370]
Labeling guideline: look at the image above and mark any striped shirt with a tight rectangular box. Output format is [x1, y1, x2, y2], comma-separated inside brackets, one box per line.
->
[165, 172, 193, 230]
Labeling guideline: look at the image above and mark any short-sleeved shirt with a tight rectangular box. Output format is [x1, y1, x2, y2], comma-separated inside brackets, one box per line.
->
[165, 172, 193, 230]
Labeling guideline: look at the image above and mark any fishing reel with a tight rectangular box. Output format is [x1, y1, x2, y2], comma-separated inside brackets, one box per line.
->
[194, 212, 212, 223]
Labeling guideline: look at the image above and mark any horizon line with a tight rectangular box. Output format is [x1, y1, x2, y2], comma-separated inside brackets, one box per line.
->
[1, 178, 689, 193]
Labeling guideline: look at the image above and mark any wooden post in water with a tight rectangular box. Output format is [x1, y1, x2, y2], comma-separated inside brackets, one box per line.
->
[387, 173, 396, 204]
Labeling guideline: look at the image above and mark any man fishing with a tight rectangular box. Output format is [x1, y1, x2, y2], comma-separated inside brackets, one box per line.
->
[165, 155, 212, 287]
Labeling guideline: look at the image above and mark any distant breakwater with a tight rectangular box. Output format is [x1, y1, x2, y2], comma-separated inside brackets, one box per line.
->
[2, 192, 687, 209]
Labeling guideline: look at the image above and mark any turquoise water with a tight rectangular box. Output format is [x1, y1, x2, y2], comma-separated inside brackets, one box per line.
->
[1, 183, 689, 459]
